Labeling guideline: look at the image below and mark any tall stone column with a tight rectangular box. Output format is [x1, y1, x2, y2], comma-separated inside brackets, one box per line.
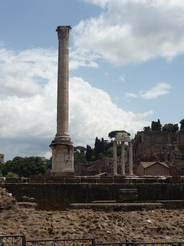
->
[50, 26, 74, 175]
[56, 25, 71, 142]
[121, 141, 125, 175]
[129, 142, 133, 176]
[113, 141, 117, 176]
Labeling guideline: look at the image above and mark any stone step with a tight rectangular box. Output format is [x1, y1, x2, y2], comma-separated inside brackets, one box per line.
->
[70, 202, 163, 211]
[92, 200, 117, 203]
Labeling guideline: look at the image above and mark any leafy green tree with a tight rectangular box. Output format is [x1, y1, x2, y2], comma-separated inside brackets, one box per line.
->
[106, 146, 113, 158]
[143, 126, 151, 131]
[45, 157, 52, 169]
[98, 153, 105, 160]
[2, 156, 23, 176]
[95, 137, 101, 159]
[74, 146, 86, 164]
[173, 123, 179, 132]
[2, 156, 46, 177]
[151, 119, 162, 131]
[162, 123, 179, 133]
[0, 164, 5, 176]
[6, 172, 18, 178]
[180, 119, 184, 130]
[86, 145, 92, 161]
[104, 141, 113, 153]
[19, 156, 46, 177]
[117, 144, 122, 156]
[94, 137, 108, 160]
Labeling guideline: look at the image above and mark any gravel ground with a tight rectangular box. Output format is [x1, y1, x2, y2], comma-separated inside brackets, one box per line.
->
[0, 188, 184, 243]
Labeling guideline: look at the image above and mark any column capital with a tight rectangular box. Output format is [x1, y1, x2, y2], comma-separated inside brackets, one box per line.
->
[56, 26, 71, 39]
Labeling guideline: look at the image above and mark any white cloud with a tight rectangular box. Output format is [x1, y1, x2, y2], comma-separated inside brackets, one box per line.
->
[0, 48, 57, 97]
[72, 0, 184, 66]
[125, 93, 138, 98]
[140, 82, 171, 99]
[0, 47, 153, 161]
[70, 48, 99, 69]
[83, 0, 109, 8]
[119, 76, 125, 82]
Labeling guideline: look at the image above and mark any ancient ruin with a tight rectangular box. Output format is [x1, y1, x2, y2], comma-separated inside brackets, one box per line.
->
[50, 26, 74, 175]
[113, 132, 133, 176]
[133, 130, 184, 176]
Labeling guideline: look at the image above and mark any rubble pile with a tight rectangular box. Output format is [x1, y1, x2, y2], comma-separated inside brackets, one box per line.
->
[0, 188, 18, 211]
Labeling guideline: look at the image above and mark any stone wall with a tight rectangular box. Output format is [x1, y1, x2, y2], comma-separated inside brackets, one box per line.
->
[0, 183, 184, 210]
[133, 131, 184, 172]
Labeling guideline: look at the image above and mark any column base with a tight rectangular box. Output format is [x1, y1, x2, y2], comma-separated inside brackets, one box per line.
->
[50, 142, 74, 173]
[53, 132, 72, 144]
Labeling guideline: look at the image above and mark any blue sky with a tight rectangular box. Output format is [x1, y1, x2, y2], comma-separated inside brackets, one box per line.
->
[0, 0, 184, 161]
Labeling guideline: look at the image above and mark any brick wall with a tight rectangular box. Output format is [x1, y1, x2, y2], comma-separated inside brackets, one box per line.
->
[1, 183, 184, 210]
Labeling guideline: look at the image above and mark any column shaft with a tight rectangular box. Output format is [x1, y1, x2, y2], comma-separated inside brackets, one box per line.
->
[121, 142, 125, 175]
[113, 141, 117, 176]
[56, 26, 71, 142]
[129, 142, 133, 175]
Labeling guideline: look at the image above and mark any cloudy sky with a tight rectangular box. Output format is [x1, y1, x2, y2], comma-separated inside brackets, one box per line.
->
[1, 0, 184, 161]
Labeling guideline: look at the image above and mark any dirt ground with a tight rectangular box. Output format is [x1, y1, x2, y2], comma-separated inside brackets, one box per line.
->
[0, 188, 184, 243]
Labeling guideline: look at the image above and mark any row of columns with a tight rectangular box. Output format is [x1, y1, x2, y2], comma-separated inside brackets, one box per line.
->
[113, 141, 133, 176]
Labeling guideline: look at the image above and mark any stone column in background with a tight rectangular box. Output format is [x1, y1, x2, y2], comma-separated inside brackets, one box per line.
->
[129, 142, 133, 176]
[113, 140, 117, 176]
[50, 26, 74, 175]
[121, 141, 125, 175]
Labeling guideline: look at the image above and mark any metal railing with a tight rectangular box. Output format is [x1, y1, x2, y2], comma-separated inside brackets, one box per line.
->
[1, 235, 184, 246]
[26, 238, 95, 246]
[96, 242, 184, 246]
[0, 235, 25, 246]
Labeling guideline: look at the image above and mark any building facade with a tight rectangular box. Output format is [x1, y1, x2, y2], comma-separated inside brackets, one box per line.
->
[0, 153, 4, 164]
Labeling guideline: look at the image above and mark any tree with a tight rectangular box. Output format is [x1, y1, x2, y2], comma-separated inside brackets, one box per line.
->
[45, 157, 52, 169]
[19, 156, 46, 177]
[180, 119, 184, 130]
[2, 156, 24, 176]
[94, 137, 107, 160]
[86, 145, 92, 161]
[151, 119, 162, 131]
[74, 146, 86, 164]
[173, 123, 179, 132]
[0, 164, 5, 176]
[6, 172, 18, 178]
[95, 137, 101, 160]
[2, 156, 46, 177]
[162, 123, 179, 133]
[98, 153, 105, 160]
[143, 126, 151, 131]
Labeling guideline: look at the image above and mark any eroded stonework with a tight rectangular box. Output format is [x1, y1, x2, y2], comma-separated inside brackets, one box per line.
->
[51, 145, 74, 173]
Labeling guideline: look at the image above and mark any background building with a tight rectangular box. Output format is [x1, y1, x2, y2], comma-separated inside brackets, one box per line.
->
[0, 153, 4, 164]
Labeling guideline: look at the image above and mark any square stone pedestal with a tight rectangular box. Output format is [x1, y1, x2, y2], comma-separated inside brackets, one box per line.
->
[50, 144, 74, 174]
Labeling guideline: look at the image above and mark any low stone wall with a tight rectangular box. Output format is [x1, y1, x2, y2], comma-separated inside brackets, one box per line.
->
[0, 183, 184, 210]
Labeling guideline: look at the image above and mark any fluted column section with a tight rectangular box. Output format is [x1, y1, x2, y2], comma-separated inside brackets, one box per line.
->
[113, 141, 117, 176]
